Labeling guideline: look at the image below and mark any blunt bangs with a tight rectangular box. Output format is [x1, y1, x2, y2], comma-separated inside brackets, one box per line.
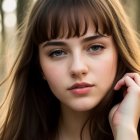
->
[32, 0, 113, 45]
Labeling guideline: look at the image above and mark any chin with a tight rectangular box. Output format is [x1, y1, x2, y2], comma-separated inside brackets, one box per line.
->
[70, 102, 99, 112]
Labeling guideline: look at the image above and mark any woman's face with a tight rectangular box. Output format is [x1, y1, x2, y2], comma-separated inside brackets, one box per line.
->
[39, 25, 118, 112]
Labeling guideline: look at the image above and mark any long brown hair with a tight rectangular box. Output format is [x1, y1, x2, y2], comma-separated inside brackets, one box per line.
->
[0, 0, 140, 139]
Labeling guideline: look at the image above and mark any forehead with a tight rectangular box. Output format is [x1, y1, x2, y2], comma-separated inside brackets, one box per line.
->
[53, 21, 97, 40]
[40, 29, 110, 49]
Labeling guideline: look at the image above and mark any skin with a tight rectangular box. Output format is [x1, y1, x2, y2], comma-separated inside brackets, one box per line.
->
[39, 25, 118, 139]
[39, 26, 118, 112]
[39, 25, 140, 139]
[109, 73, 140, 140]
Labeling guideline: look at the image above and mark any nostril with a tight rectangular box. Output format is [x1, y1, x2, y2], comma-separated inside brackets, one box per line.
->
[70, 58, 88, 78]
[70, 69, 88, 78]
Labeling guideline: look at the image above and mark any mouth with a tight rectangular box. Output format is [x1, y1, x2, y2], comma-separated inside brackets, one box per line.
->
[68, 82, 94, 95]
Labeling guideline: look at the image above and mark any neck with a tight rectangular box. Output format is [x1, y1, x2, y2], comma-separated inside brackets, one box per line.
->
[58, 104, 91, 140]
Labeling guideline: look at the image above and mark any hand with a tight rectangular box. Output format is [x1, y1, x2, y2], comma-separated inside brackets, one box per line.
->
[109, 73, 140, 140]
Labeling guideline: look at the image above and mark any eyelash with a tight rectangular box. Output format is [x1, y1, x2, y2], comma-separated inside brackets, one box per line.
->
[87, 44, 105, 54]
[47, 44, 105, 58]
[48, 49, 67, 58]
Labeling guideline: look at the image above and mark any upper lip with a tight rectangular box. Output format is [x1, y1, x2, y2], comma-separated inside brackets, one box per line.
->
[68, 82, 94, 90]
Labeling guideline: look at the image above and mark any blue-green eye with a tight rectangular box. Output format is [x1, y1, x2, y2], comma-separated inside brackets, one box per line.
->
[49, 49, 66, 57]
[88, 44, 104, 53]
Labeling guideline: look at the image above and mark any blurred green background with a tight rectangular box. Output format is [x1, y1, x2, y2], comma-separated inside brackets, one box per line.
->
[0, 0, 140, 100]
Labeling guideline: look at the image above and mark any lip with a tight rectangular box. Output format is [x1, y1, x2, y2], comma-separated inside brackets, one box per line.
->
[68, 82, 94, 95]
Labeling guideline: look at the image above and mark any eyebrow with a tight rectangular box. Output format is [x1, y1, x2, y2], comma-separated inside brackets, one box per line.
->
[43, 41, 67, 47]
[81, 34, 105, 43]
[42, 34, 105, 48]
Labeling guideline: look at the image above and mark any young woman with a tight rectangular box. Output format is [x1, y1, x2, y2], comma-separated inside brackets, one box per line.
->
[0, 0, 140, 139]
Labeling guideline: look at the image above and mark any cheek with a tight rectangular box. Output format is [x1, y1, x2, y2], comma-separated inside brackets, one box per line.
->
[43, 65, 60, 82]
[95, 54, 118, 89]
[41, 63, 66, 91]
[98, 60, 116, 77]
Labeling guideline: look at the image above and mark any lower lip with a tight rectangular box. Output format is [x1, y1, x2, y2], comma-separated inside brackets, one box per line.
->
[69, 87, 92, 95]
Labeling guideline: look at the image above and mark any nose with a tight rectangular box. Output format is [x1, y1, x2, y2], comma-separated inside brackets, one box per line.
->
[70, 55, 88, 79]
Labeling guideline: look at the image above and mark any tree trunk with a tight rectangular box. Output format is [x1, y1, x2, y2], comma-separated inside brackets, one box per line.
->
[16, 0, 33, 26]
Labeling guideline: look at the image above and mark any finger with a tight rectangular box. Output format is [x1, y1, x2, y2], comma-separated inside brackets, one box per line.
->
[124, 73, 140, 86]
[114, 76, 136, 90]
